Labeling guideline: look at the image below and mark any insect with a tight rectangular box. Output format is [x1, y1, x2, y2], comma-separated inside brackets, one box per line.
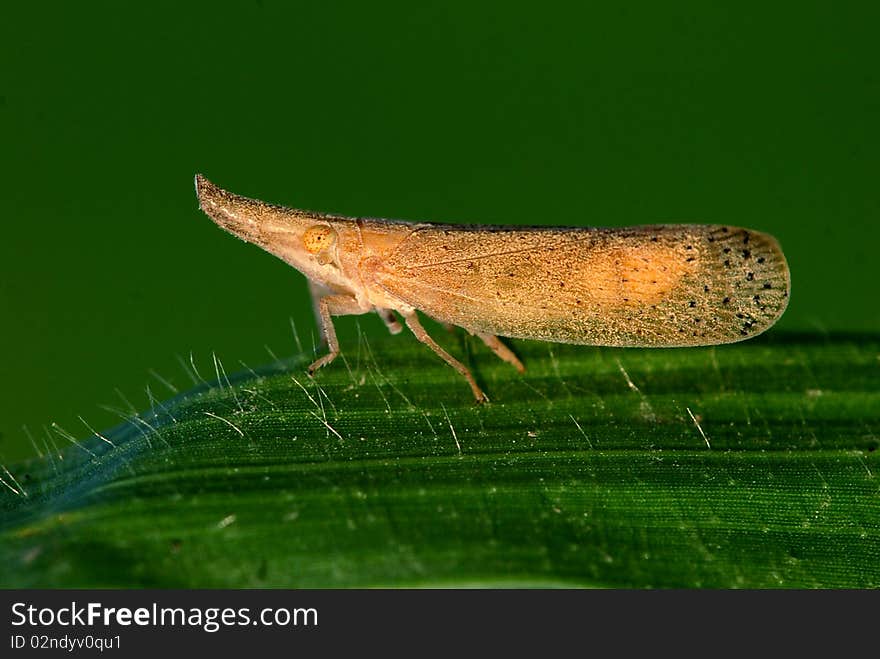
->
[195, 175, 790, 401]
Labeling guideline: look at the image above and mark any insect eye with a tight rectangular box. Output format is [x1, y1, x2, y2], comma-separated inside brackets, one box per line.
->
[303, 225, 337, 255]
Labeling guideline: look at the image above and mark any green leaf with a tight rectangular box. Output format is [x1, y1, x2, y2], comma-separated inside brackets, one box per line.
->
[1, 332, 878, 587]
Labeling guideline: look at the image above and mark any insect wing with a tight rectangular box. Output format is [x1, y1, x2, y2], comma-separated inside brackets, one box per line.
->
[374, 223, 789, 347]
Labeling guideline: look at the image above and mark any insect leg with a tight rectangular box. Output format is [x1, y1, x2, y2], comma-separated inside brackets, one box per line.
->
[477, 333, 525, 373]
[377, 309, 403, 335]
[401, 311, 488, 403]
[308, 280, 334, 348]
[308, 295, 368, 374]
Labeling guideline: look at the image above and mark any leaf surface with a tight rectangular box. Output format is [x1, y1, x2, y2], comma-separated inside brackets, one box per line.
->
[1, 332, 878, 587]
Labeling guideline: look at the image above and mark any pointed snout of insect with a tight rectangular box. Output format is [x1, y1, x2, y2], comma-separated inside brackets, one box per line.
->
[195, 174, 264, 244]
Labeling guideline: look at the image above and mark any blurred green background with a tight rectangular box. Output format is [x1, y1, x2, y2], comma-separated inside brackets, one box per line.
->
[1, 2, 877, 462]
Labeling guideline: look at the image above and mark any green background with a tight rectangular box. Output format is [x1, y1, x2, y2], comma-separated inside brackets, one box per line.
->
[1, 2, 877, 462]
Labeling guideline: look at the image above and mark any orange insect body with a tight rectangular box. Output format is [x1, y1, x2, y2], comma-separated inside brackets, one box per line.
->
[195, 175, 790, 401]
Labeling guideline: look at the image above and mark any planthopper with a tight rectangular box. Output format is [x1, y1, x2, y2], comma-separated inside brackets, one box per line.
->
[195, 175, 790, 401]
